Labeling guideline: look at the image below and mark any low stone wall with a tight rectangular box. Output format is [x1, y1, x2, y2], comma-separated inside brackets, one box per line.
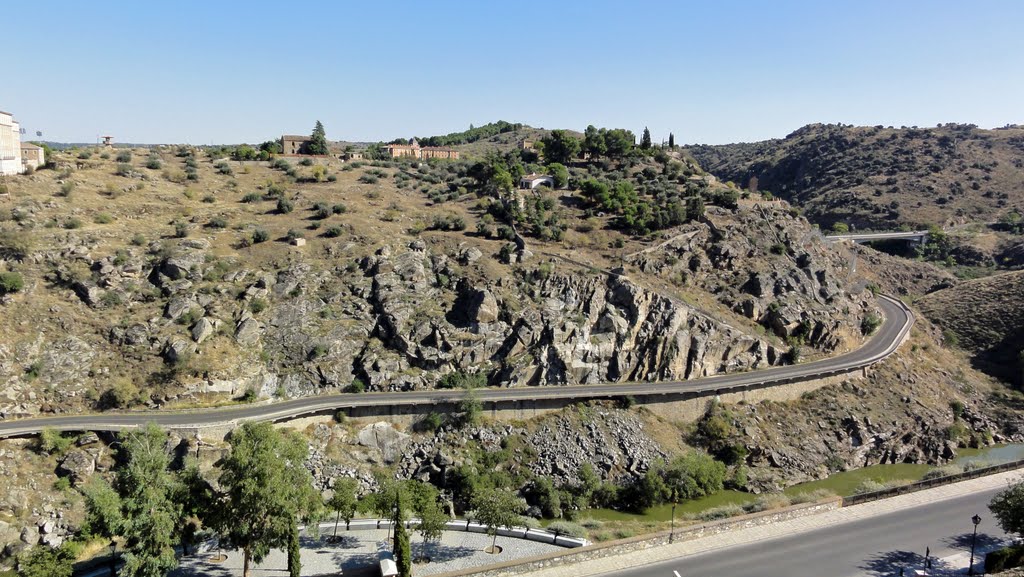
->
[429, 497, 843, 577]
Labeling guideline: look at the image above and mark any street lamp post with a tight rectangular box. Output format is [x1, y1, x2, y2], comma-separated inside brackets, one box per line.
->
[969, 514, 981, 576]
[669, 490, 678, 544]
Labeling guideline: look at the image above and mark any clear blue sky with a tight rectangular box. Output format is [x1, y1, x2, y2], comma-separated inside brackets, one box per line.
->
[5, 0, 1023, 145]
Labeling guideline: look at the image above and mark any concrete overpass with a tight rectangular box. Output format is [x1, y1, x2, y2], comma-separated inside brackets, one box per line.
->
[826, 230, 929, 244]
[0, 296, 914, 438]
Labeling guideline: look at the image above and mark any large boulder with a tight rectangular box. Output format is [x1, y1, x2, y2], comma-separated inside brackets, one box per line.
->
[356, 422, 411, 464]
[234, 318, 263, 346]
[57, 449, 95, 484]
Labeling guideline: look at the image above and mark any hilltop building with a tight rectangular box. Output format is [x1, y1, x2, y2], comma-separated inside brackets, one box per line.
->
[384, 139, 459, 160]
[520, 173, 555, 189]
[20, 142, 44, 172]
[281, 135, 312, 155]
[0, 111, 23, 176]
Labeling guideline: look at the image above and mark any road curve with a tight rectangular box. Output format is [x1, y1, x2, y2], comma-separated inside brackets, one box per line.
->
[0, 295, 914, 437]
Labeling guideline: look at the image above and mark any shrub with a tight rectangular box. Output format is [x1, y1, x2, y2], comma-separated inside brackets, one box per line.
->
[358, 174, 379, 184]
[332, 203, 347, 214]
[745, 493, 791, 513]
[202, 194, 216, 203]
[922, 465, 962, 481]
[238, 388, 258, 403]
[241, 192, 263, 203]
[207, 216, 228, 229]
[249, 298, 268, 313]
[173, 221, 189, 238]
[252, 228, 270, 243]
[985, 544, 1024, 574]
[39, 427, 73, 455]
[421, 412, 444, 432]
[63, 217, 83, 229]
[94, 213, 114, 224]
[860, 313, 882, 335]
[215, 162, 233, 175]
[285, 228, 303, 242]
[0, 271, 24, 294]
[697, 503, 745, 521]
[58, 181, 75, 197]
[299, 158, 313, 167]
[324, 226, 343, 238]
[277, 197, 294, 214]
[115, 163, 133, 176]
[146, 158, 162, 170]
[131, 233, 146, 246]
[345, 378, 366, 394]
[788, 489, 836, 504]
[546, 521, 586, 538]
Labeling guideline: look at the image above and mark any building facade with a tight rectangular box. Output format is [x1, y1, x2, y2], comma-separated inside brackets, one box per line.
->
[0, 111, 22, 176]
[20, 142, 45, 171]
[281, 135, 311, 155]
[383, 139, 459, 160]
[520, 173, 555, 189]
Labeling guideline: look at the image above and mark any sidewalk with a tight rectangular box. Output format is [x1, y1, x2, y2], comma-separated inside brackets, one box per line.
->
[526, 470, 1024, 577]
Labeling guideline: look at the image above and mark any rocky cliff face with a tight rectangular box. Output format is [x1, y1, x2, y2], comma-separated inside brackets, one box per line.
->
[629, 205, 875, 353]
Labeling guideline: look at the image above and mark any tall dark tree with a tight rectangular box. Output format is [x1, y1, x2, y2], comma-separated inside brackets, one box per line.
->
[603, 128, 635, 158]
[640, 127, 652, 149]
[539, 130, 581, 165]
[583, 125, 607, 160]
[306, 121, 329, 155]
[668, 132, 675, 149]
[393, 493, 412, 577]
[287, 525, 301, 577]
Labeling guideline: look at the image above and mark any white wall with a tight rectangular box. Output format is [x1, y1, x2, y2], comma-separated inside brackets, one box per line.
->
[0, 113, 23, 175]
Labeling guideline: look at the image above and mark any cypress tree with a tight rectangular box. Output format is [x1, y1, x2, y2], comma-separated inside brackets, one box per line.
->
[640, 127, 652, 149]
[287, 523, 301, 577]
[307, 121, 329, 155]
[393, 492, 412, 577]
[668, 132, 675, 149]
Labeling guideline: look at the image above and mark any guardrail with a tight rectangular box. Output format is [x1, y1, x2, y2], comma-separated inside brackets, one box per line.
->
[842, 458, 1024, 507]
[341, 519, 588, 548]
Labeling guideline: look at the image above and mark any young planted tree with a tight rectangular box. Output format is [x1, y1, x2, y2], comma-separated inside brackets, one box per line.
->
[406, 480, 450, 544]
[328, 478, 359, 539]
[215, 422, 317, 577]
[471, 486, 527, 554]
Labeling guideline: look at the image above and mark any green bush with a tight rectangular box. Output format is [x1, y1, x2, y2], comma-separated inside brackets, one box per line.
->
[207, 216, 228, 229]
[242, 192, 263, 203]
[63, 217, 83, 230]
[249, 298, 268, 314]
[860, 313, 882, 335]
[131, 233, 146, 246]
[146, 158, 162, 170]
[58, 181, 75, 197]
[39, 428, 74, 455]
[174, 221, 189, 238]
[546, 520, 586, 538]
[985, 544, 1024, 573]
[324, 226, 343, 238]
[116, 150, 132, 163]
[252, 229, 270, 244]
[697, 503, 745, 521]
[332, 203, 347, 214]
[0, 271, 24, 294]
[94, 213, 114, 224]
[345, 378, 366, 394]
[922, 465, 962, 481]
[277, 197, 294, 214]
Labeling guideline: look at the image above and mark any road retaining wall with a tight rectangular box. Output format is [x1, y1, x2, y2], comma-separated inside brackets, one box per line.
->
[428, 497, 842, 577]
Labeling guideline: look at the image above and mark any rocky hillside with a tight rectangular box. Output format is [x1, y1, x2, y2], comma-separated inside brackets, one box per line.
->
[918, 270, 1024, 385]
[0, 145, 877, 419]
[686, 123, 1024, 231]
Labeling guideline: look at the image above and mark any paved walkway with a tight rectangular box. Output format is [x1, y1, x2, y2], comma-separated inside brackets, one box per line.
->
[527, 470, 1024, 577]
[172, 527, 562, 577]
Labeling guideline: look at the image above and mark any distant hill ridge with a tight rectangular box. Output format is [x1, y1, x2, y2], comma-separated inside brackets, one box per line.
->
[685, 123, 1024, 231]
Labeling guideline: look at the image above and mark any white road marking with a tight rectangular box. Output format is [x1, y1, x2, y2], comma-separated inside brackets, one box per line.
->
[673, 571, 682, 577]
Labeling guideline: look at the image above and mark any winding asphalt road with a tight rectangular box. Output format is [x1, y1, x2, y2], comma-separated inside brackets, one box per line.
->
[0, 296, 913, 438]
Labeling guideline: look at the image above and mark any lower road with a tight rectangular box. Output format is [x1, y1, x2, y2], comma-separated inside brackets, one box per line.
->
[609, 489, 1007, 577]
[0, 296, 913, 437]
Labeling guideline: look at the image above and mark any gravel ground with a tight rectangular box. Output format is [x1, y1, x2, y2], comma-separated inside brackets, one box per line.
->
[173, 526, 564, 577]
